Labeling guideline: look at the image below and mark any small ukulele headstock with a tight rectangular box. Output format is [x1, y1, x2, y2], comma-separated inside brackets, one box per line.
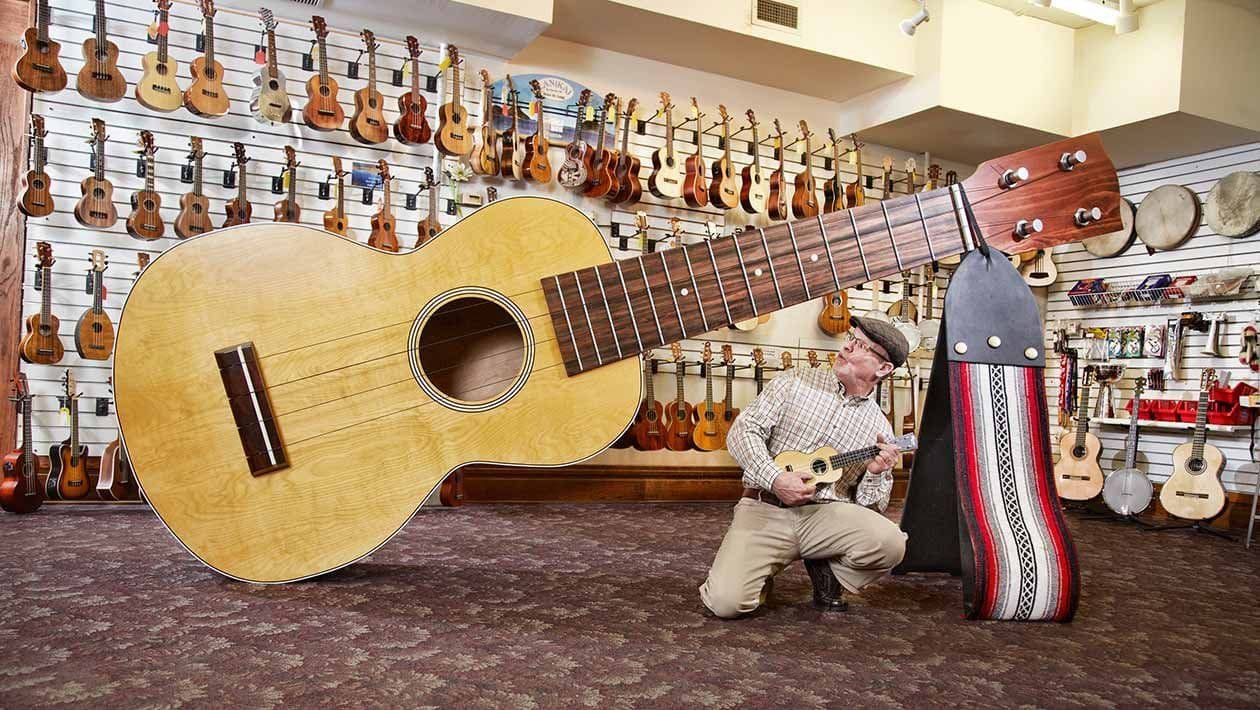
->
[1201, 368, 1217, 390]
[721, 344, 734, 366]
[446, 45, 460, 71]
[772, 118, 784, 141]
[62, 369, 79, 401]
[1133, 376, 1146, 397]
[528, 78, 544, 100]
[689, 96, 702, 120]
[360, 29, 378, 53]
[669, 217, 683, 247]
[624, 97, 639, 122]
[798, 120, 811, 139]
[311, 15, 329, 39]
[575, 88, 592, 115]
[424, 166, 436, 187]
[660, 91, 673, 113]
[745, 108, 758, 127]
[136, 253, 151, 276]
[781, 351, 793, 369]
[90, 118, 106, 145]
[479, 69, 492, 89]
[808, 350, 820, 368]
[139, 130, 156, 157]
[89, 249, 108, 273]
[634, 211, 649, 237]
[188, 136, 205, 161]
[405, 35, 420, 59]
[10, 372, 29, 404]
[199, 0, 216, 19]
[283, 145, 298, 169]
[701, 341, 712, 364]
[377, 159, 390, 183]
[671, 342, 684, 363]
[904, 158, 917, 192]
[157, 0, 173, 13]
[827, 352, 837, 369]
[232, 141, 248, 166]
[752, 348, 764, 367]
[32, 114, 45, 139]
[926, 163, 941, 189]
[260, 7, 278, 32]
[881, 155, 893, 180]
[331, 155, 346, 177]
[717, 104, 730, 123]
[35, 241, 54, 268]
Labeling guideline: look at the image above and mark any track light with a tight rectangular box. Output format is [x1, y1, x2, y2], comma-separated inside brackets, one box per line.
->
[1026, 0, 1139, 34]
[901, 1, 930, 36]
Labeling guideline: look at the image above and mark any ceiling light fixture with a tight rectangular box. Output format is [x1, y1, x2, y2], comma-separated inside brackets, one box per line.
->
[1027, 0, 1138, 34]
[901, 0, 930, 36]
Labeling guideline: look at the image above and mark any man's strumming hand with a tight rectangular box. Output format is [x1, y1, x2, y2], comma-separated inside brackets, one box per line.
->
[771, 471, 816, 506]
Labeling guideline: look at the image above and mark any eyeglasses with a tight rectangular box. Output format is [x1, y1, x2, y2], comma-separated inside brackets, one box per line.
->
[843, 330, 890, 363]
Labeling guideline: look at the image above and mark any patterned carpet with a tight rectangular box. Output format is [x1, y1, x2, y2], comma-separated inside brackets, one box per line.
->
[1, 502, 1257, 709]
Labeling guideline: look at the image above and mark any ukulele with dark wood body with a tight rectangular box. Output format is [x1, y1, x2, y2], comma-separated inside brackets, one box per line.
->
[184, 0, 231, 117]
[274, 147, 301, 223]
[523, 79, 553, 184]
[691, 343, 726, 451]
[499, 76, 526, 181]
[367, 160, 399, 252]
[791, 120, 820, 218]
[435, 46, 474, 157]
[175, 137, 214, 238]
[681, 97, 708, 208]
[97, 377, 139, 502]
[74, 119, 117, 229]
[822, 129, 846, 213]
[349, 29, 388, 145]
[582, 94, 619, 198]
[127, 130, 165, 240]
[393, 36, 431, 144]
[223, 143, 252, 227]
[473, 70, 502, 175]
[718, 345, 740, 444]
[74, 250, 114, 361]
[12, 0, 66, 93]
[46, 371, 90, 501]
[766, 119, 789, 221]
[609, 97, 641, 204]
[632, 354, 665, 451]
[1, 374, 44, 513]
[19, 115, 54, 218]
[77, 0, 126, 102]
[302, 17, 344, 131]
[662, 343, 696, 451]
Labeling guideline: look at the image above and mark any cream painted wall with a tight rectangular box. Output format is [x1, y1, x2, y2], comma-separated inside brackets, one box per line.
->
[456, 0, 553, 23]
[1178, 0, 1260, 132]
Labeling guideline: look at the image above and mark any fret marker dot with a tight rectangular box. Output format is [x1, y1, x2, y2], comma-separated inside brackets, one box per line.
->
[810, 254, 819, 262]
[680, 288, 689, 296]
[754, 268, 763, 277]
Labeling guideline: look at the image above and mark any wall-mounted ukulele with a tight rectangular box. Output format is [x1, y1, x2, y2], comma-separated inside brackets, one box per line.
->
[46, 371, 90, 501]
[77, 0, 126, 102]
[302, 16, 343, 131]
[1, 374, 44, 514]
[416, 167, 442, 246]
[12, 0, 66, 93]
[557, 89, 593, 187]
[708, 105, 740, 209]
[20, 242, 63, 365]
[523, 79, 554, 184]
[74, 118, 117, 229]
[97, 380, 138, 502]
[1160, 369, 1227, 521]
[274, 146, 301, 223]
[917, 264, 940, 351]
[583, 94, 619, 198]
[791, 120, 820, 218]
[632, 353, 665, 451]
[473, 70, 502, 175]
[879, 155, 894, 201]
[75, 249, 114, 361]
[1020, 246, 1058, 287]
[435, 46, 473, 156]
[175, 137, 214, 238]
[808, 350, 820, 368]
[223, 142, 252, 227]
[251, 8, 291, 123]
[127, 130, 164, 240]
[648, 93, 684, 200]
[498, 75, 522, 180]
[845, 133, 866, 208]
[348, 29, 388, 144]
[681, 97, 709, 208]
[1102, 376, 1153, 516]
[610, 97, 641, 204]
[719, 345, 741, 445]
[367, 160, 399, 252]
[663, 342, 695, 451]
[781, 351, 794, 370]
[19, 115, 54, 218]
[393, 36, 431, 144]
[903, 158, 918, 196]
[767, 119, 789, 221]
[739, 109, 769, 215]
[633, 212, 651, 252]
[822, 129, 845, 213]
[136, 0, 181, 111]
[1055, 367, 1104, 501]
[749, 348, 768, 396]
[817, 290, 851, 337]
[184, 0, 230, 116]
[322, 156, 350, 236]
[691, 343, 725, 451]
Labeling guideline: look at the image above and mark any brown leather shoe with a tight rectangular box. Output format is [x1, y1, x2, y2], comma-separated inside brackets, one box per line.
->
[803, 558, 848, 612]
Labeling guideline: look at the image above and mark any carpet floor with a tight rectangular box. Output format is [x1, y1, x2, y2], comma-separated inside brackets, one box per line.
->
[0, 502, 1257, 709]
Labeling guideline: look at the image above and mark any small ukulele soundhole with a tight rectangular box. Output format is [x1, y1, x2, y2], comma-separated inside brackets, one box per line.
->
[415, 296, 526, 405]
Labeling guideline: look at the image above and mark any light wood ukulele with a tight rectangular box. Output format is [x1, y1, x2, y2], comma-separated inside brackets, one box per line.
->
[251, 8, 292, 123]
[473, 70, 502, 175]
[12, 0, 66, 93]
[775, 434, 917, 496]
[74, 119, 117, 229]
[223, 143, 252, 227]
[367, 160, 399, 252]
[523, 79, 553, 184]
[662, 342, 696, 451]
[348, 30, 388, 145]
[19, 115, 54, 218]
[74, 250, 114, 361]
[302, 16, 344, 131]
[739, 109, 769, 215]
[274, 146, 301, 223]
[1055, 368, 1104, 500]
[648, 93, 684, 200]
[127, 130, 165, 240]
[435, 46, 474, 156]
[691, 343, 726, 451]
[845, 133, 866, 208]
[1159, 369, 1227, 520]
[708, 105, 740, 209]
[46, 370, 90, 501]
[184, 0, 231, 117]
[175, 137, 214, 238]
[19, 242, 64, 365]
[135, 0, 182, 112]
[393, 36, 431, 145]
[416, 167, 442, 246]
[322, 157, 351, 236]
[78, 0, 127, 102]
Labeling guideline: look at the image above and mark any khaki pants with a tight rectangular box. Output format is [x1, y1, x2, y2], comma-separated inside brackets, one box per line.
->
[699, 497, 907, 618]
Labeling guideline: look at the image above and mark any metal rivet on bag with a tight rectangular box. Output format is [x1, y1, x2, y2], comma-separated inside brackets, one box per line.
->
[1025, 347, 1039, 360]
[988, 336, 1002, 348]
[954, 342, 968, 354]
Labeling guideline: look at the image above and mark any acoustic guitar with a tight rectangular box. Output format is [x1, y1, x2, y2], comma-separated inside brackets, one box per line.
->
[472, 70, 502, 175]
[74, 250, 114, 361]
[250, 9, 292, 124]
[523, 80, 554, 184]
[0, 374, 44, 514]
[108, 134, 1122, 582]
[708, 105, 740, 210]
[1102, 376, 1153, 516]
[1159, 369, 1227, 521]
[348, 30, 388, 144]
[817, 291, 851, 336]
[223, 143, 252, 227]
[662, 342, 695, 451]
[135, 0, 181, 112]
[77, 0, 126, 102]
[582, 94, 619, 199]
[127, 130, 165, 240]
[74, 119, 117, 229]
[556, 89, 593, 188]
[274, 146, 301, 223]
[766, 119, 789, 221]
[1055, 367, 1104, 500]
[302, 16, 344, 131]
[175, 137, 214, 239]
[98, 378, 139, 502]
[19, 115, 54, 218]
[648, 93, 684, 200]
[322, 157, 351, 237]
[12, 0, 66, 93]
[367, 160, 399, 252]
[416, 167, 442, 246]
[739, 109, 768, 215]
[435, 46, 474, 157]
[790, 120, 820, 218]
[46, 370, 90, 501]
[775, 434, 917, 497]
[719, 345, 740, 443]
[632, 354, 665, 451]
[393, 36, 431, 145]
[845, 133, 866, 208]
[822, 129, 845, 213]
[184, 0, 230, 117]
[609, 98, 641, 204]
[691, 343, 725, 451]
[681, 97, 708, 208]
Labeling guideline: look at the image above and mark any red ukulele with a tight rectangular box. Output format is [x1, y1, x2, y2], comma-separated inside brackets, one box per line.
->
[0, 374, 44, 514]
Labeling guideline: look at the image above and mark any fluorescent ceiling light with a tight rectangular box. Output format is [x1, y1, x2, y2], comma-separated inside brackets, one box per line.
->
[1033, 0, 1121, 25]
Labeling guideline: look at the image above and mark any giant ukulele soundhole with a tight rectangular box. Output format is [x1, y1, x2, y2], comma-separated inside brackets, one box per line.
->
[412, 294, 529, 408]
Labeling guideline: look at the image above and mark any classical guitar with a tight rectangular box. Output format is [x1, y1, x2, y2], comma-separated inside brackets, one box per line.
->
[708, 105, 740, 209]
[1020, 247, 1058, 287]
[19, 115, 54, 218]
[347, 30, 388, 144]
[817, 290, 851, 337]
[416, 167, 442, 246]
[12, 0, 66, 93]
[523, 79, 554, 184]
[74, 119, 117, 229]
[110, 134, 1122, 583]
[791, 121, 820, 218]
[274, 146, 301, 223]
[136, 0, 182, 112]
[632, 354, 665, 451]
[472, 70, 502, 175]
[719, 344, 740, 444]
[127, 130, 165, 240]
[1160, 369, 1228, 521]
[367, 160, 399, 252]
[393, 36, 431, 145]
[251, 8, 292, 123]
[681, 97, 709, 208]
[767, 119, 789, 221]
[175, 137, 214, 239]
[662, 342, 695, 451]
[77, 0, 126, 102]
[775, 434, 918, 496]
[1055, 367, 1104, 500]
[435, 46, 474, 157]
[75, 250, 114, 361]
[302, 16, 344, 131]
[648, 93, 684, 200]
[223, 142, 252, 227]
[1, 374, 44, 514]
[609, 97, 641, 204]
[556, 89, 593, 188]
[739, 109, 769, 215]
[46, 370, 90, 501]
[822, 129, 845, 213]
[691, 343, 725, 451]
[322, 156, 351, 237]
[184, 0, 230, 117]
[582, 94, 619, 198]
[845, 133, 866, 208]
[1102, 376, 1153, 516]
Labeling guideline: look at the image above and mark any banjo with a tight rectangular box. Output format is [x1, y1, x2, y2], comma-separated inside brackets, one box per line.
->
[1204, 171, 1260, 238]
[1136, 184, 1200, 252]
[1083, 197, 1135, 257]
[1102, 376, 1153, 517]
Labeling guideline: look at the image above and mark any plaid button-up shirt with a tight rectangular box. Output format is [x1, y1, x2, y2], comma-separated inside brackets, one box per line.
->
[727, 366, 896, 512]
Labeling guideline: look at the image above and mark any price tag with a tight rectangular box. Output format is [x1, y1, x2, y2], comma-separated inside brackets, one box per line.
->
[59, 404, 70, 422]
[438, 56, 451, 72]
[849, 152, 857, 165]
[254, 46, 266, 65]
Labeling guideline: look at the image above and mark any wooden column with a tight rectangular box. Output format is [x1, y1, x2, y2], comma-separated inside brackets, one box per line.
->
[1, 0, 33, 451]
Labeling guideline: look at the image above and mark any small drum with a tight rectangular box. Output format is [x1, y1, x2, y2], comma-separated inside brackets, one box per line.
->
[1205, 171, 1260, 238]
[1136, 185, 1201, 252]
[1083, 197, 1136, 257]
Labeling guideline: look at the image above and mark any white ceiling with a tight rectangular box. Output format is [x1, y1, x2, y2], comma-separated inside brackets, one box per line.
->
[976, 0, 1167, 28]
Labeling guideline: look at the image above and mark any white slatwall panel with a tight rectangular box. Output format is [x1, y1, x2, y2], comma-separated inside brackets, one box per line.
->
[1045, 142, 1260, 495]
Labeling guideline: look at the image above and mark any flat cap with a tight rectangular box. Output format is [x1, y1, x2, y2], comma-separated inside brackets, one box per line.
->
[850, 316, 910, 368]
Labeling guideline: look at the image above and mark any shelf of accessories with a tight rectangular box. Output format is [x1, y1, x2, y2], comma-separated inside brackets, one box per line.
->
[1067, 267, 1257, 309]
[1093, 417, 1246, 433]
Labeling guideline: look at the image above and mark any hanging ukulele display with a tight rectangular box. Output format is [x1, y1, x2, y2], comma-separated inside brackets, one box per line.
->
[708, 105, 739, 209]
[348, 29, 388, 145]
[367, 160, 399, 252]
[251, 8, 292, 123]
[416, 167, 442, 246]
[135, 0, 181, 112]
[20, 242, 64, 365]
[74, 119, 117, 229]
[393, 36, 431, 145]
[648, 93, 684, 200]
[175, 137, 214, 238]
[274, 146, 301, 223]
[1, 374, 44, 514]
[78, 0, 127, 102]
[19, 115, 54, 218]
[663, 343, 696, 451]
[184, 0, 231, 117]
[523, 79, 554, 184]
[302, 16, 344, 131]
[739, 109, 769, 215]
[435, 46, 473, 156]
[12, 0, 66, 94]
[74, 250, 114, 361]
[323, 157, 351, 237]
[790, 120, 819, 218]
[223, 142, 252, 227]
[127, 130, 164, 240]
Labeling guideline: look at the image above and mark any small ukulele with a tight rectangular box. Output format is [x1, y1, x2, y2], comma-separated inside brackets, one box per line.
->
[767, 119, 789, 221]
[46, 370, 90, 501]
[416, 167, 442, 246]
[775, 434, 918, 496]
[817, 290, 851, 336]
[184, 0, 230, 117]
[223, 142, 252, 227]
[367, 160, 399, 252]
[822, 129, 846, 213]
[127, 130, 165, 240]
[739, 109, 769, 214]
[251, 8, 292, 123]
[20, 242, 64, 365]
[77, 0, 127, 102]
[19, 115, 54, 218]
[708, 105, 740, 209]
[175, 137, 214, 238]
[435, 46, 474, 156]
[322, 157, 351, 236]
[662, 343, 695, 452]
[681, 97, 709, 209]
[1, 374, 44, 514]
[274, 146, 301, 223]
[473, 70, 502, 175]
[393, 36, 431, 144]
[12, 0, 66, 93]
[791, 120, 820, 218]
[135, 0, 182, 112]
[74, 250, 114, 361]
[609, 97, 641, 204]
[845, 133, 866, 208]
[632, 354, 666, 451]
[523, 79, 553, 184]
[691, 342, 725, 451]
[348, 29, 388, 144]
[74, 119, 117, 229]
[557, 89, 593, 188]
[302, 16, 344, 131]
[752, 348, 767, 395]
[582, 94, 619, 198]
[648, 92, 684, 200]
[718, 345, 740, 444]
